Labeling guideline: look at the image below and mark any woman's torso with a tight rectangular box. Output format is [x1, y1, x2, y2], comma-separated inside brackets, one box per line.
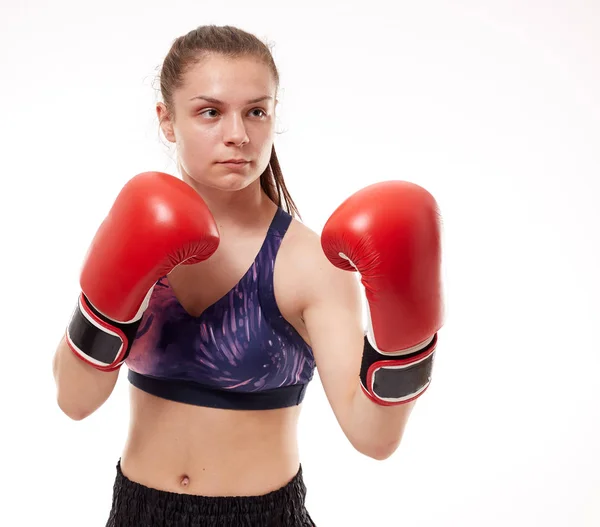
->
[120, 203, 316, 496]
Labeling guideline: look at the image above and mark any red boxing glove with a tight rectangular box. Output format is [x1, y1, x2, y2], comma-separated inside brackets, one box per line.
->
[321, 181, 443, 405]
[66, 172, 220, 371]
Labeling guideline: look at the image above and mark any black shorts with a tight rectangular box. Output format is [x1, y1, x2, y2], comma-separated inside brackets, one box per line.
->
[105, 460, 316, 526]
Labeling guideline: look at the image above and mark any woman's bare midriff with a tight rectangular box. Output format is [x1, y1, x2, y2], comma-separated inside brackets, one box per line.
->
[120, 384, 303, 497]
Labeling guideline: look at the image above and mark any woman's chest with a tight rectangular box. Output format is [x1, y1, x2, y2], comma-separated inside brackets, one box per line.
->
[165, 235, 311, 346]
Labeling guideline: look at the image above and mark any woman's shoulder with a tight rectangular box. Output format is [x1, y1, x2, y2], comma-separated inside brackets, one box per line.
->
[275, 216, 328, 283]
[278, 216, 359, 307]
[282, 215, 322, 258]
[275, 218, 322, 310]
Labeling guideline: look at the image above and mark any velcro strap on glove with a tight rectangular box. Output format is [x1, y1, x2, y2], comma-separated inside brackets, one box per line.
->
[359, 333, 437, 406]
[65, 293, 141, 372]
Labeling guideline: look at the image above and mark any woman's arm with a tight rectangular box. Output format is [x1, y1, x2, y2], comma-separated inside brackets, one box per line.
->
[300, 182, 442, 460]
[301, 252, 415, 460]
[52, 335, 119, 420]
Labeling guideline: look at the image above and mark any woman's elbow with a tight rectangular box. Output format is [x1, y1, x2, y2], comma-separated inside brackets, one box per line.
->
[353, 437, 402, 461]
[56, 395, 96, 421]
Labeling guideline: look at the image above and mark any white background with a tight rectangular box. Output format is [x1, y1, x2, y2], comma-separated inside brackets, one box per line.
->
[2, 0, 599, 525]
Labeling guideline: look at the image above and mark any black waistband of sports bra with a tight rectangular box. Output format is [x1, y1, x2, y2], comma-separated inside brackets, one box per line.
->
[127, 370, 308, 410]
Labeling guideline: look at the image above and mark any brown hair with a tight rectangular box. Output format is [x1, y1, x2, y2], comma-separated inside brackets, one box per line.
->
[157, 25, 301, 219]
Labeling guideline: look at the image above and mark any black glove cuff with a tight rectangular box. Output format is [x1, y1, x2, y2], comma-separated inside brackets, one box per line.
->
[66, 293, 142, 371]
[359, 333, 437, 404]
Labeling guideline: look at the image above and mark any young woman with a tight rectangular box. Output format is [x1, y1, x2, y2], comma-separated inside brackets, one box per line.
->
[52, 25, 443, 526]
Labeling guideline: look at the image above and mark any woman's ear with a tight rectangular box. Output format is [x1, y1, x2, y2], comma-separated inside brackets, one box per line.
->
[156, 103, 176, 143]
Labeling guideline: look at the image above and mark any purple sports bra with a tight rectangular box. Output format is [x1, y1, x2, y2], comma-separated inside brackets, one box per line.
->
[126, 207, 316, 410]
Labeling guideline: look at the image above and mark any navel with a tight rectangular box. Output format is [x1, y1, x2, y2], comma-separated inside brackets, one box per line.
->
[180, 474, 190, 487]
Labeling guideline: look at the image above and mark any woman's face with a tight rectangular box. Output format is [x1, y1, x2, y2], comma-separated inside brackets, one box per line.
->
[158, 53, 277, 192]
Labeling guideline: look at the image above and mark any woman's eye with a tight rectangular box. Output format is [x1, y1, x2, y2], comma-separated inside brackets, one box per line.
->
[250, 108, 266, 118]
[198, 108, 219, 118]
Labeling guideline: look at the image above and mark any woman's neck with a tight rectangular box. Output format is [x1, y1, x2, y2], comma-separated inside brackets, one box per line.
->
[182, 174, 278, 232]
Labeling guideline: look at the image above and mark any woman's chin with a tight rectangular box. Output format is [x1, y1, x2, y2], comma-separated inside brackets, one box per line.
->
[185, 170, 259, 192]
